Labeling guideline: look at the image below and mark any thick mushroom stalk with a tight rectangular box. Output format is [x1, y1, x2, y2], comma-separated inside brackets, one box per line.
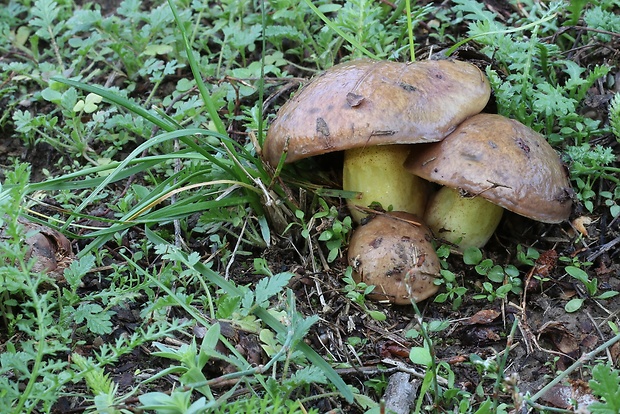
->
[343, 145, 429, 223]
[405, 113, 573, 249]
[423, 187, 504, 249]
[348, 212, 440, 305]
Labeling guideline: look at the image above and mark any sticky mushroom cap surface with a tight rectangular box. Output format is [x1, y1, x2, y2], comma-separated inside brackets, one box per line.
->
[404, 113, 573, 223]
[348, 211, 440, 305]
[263, 59, 491, 166]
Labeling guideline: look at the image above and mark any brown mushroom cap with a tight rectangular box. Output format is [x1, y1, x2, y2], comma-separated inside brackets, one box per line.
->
[404, 113, 573, 223]
[263, 59, 491, 166]
[348, 212, 440, 305]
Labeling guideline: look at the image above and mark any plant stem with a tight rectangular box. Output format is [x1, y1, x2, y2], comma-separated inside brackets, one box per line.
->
[405, 0, 415, 61]
[14, 281, 48, 413]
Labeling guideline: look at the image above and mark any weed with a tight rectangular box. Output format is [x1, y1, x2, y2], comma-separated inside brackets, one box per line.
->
[406, 306, 477, 412]
[563, 265, 619, 312]
[515, 244, 540, 267]
[332, 0, 399, 59]
[289, 197, 352, 263]
[463, 247, 523, 302]
[433, 244, 468, 310]
[313, 200, 352, 263]
[566, 143, 620, 213]
[610, 93, 620, 142]
[342, 266, 386, 321]
[588, 364, 620, 413]
[434, 244, 539, 309]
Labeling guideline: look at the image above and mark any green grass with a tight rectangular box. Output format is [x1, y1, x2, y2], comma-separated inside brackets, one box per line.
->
[1, 0, 620, 413]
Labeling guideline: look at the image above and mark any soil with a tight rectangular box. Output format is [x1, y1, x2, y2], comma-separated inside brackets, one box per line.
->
[1, 0, 620, 413]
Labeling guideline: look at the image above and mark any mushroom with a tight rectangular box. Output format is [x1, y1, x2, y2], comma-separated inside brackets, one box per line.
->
[348, 212, 441, 305]
[404, 113, 573, 249]
[263, 58, 491, 223]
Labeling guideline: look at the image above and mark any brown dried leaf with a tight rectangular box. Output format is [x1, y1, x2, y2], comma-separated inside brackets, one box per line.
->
[540, 381, 598, 410]
[534, 249, 558, 278]
[537, 321, 579, 355]
[571, 216, 593, 237]
[1, 218, 74, 278]
[379, 341, 410, 359]
[463, 309, 501, 325]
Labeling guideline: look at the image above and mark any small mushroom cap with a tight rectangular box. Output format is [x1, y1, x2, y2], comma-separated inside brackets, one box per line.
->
[404, 113, 573, 223]
[263, 59, 491, 166]
[348, 212, 440, 305]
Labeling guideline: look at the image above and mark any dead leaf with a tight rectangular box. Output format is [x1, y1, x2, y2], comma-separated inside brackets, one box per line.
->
[445, 355, 468, 364]
[537, 321, 579, 355]
[534, 249, 558, 278]
[379, 341, 411, 359]
[571, 216, 593, 238]
[459, 326, 502, 344]
[463, 309, 501, 325]
[1, 217, 74, 279]
[540, 381, 598, 410]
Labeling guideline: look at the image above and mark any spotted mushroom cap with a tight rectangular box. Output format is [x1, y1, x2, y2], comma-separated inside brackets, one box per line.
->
[263, 58, 491, 166]
[348, 211, 440, 305]
[404, 113, 573, 223]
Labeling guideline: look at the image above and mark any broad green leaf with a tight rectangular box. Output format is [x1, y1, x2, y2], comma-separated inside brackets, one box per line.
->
[367, 310, 386, 321]
[409, 346, 432, 367]
[564, 298, 584, 313]
[566, 266, 589, 283]
[597, 291, 619, 300]
[463, 247, 483, 265]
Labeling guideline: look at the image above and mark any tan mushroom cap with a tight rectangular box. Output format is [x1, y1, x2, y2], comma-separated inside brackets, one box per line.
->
[263, 58, 491, 166]
[348, 212, 440, 305]
[404, 113, 573, 223]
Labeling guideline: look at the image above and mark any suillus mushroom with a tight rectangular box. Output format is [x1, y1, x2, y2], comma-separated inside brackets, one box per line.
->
[263, 58, 491, 223]
[347, 211, 441, 305]
[404, 113, 573, 250]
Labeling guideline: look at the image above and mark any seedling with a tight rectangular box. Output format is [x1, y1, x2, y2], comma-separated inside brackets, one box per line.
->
[564, 265, 619, 312]
[433, 245, 468, 310]
[463, 247, 523, 302]
[342, 267, 386, 322]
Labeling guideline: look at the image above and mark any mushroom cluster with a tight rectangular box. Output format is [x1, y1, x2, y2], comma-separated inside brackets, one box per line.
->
[263, 58, 573, 305]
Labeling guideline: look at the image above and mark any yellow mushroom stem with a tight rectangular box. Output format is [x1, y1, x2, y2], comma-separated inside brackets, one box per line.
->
[423, 186, 504, 250]
[343, 145, 429, 223]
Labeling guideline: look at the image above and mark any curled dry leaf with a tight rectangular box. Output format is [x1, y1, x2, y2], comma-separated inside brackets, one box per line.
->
[378, 341, 411, 359]
[462, 309, 501, 325]
[540, 381, 598, 411]
[537, 321, 580, 356]
[533, 249, 559, 278]
[458, 326, 502, 345]
[571, 215, 594, 237]
[525, 249, 559, 291]
[0, 218, 74, 279]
